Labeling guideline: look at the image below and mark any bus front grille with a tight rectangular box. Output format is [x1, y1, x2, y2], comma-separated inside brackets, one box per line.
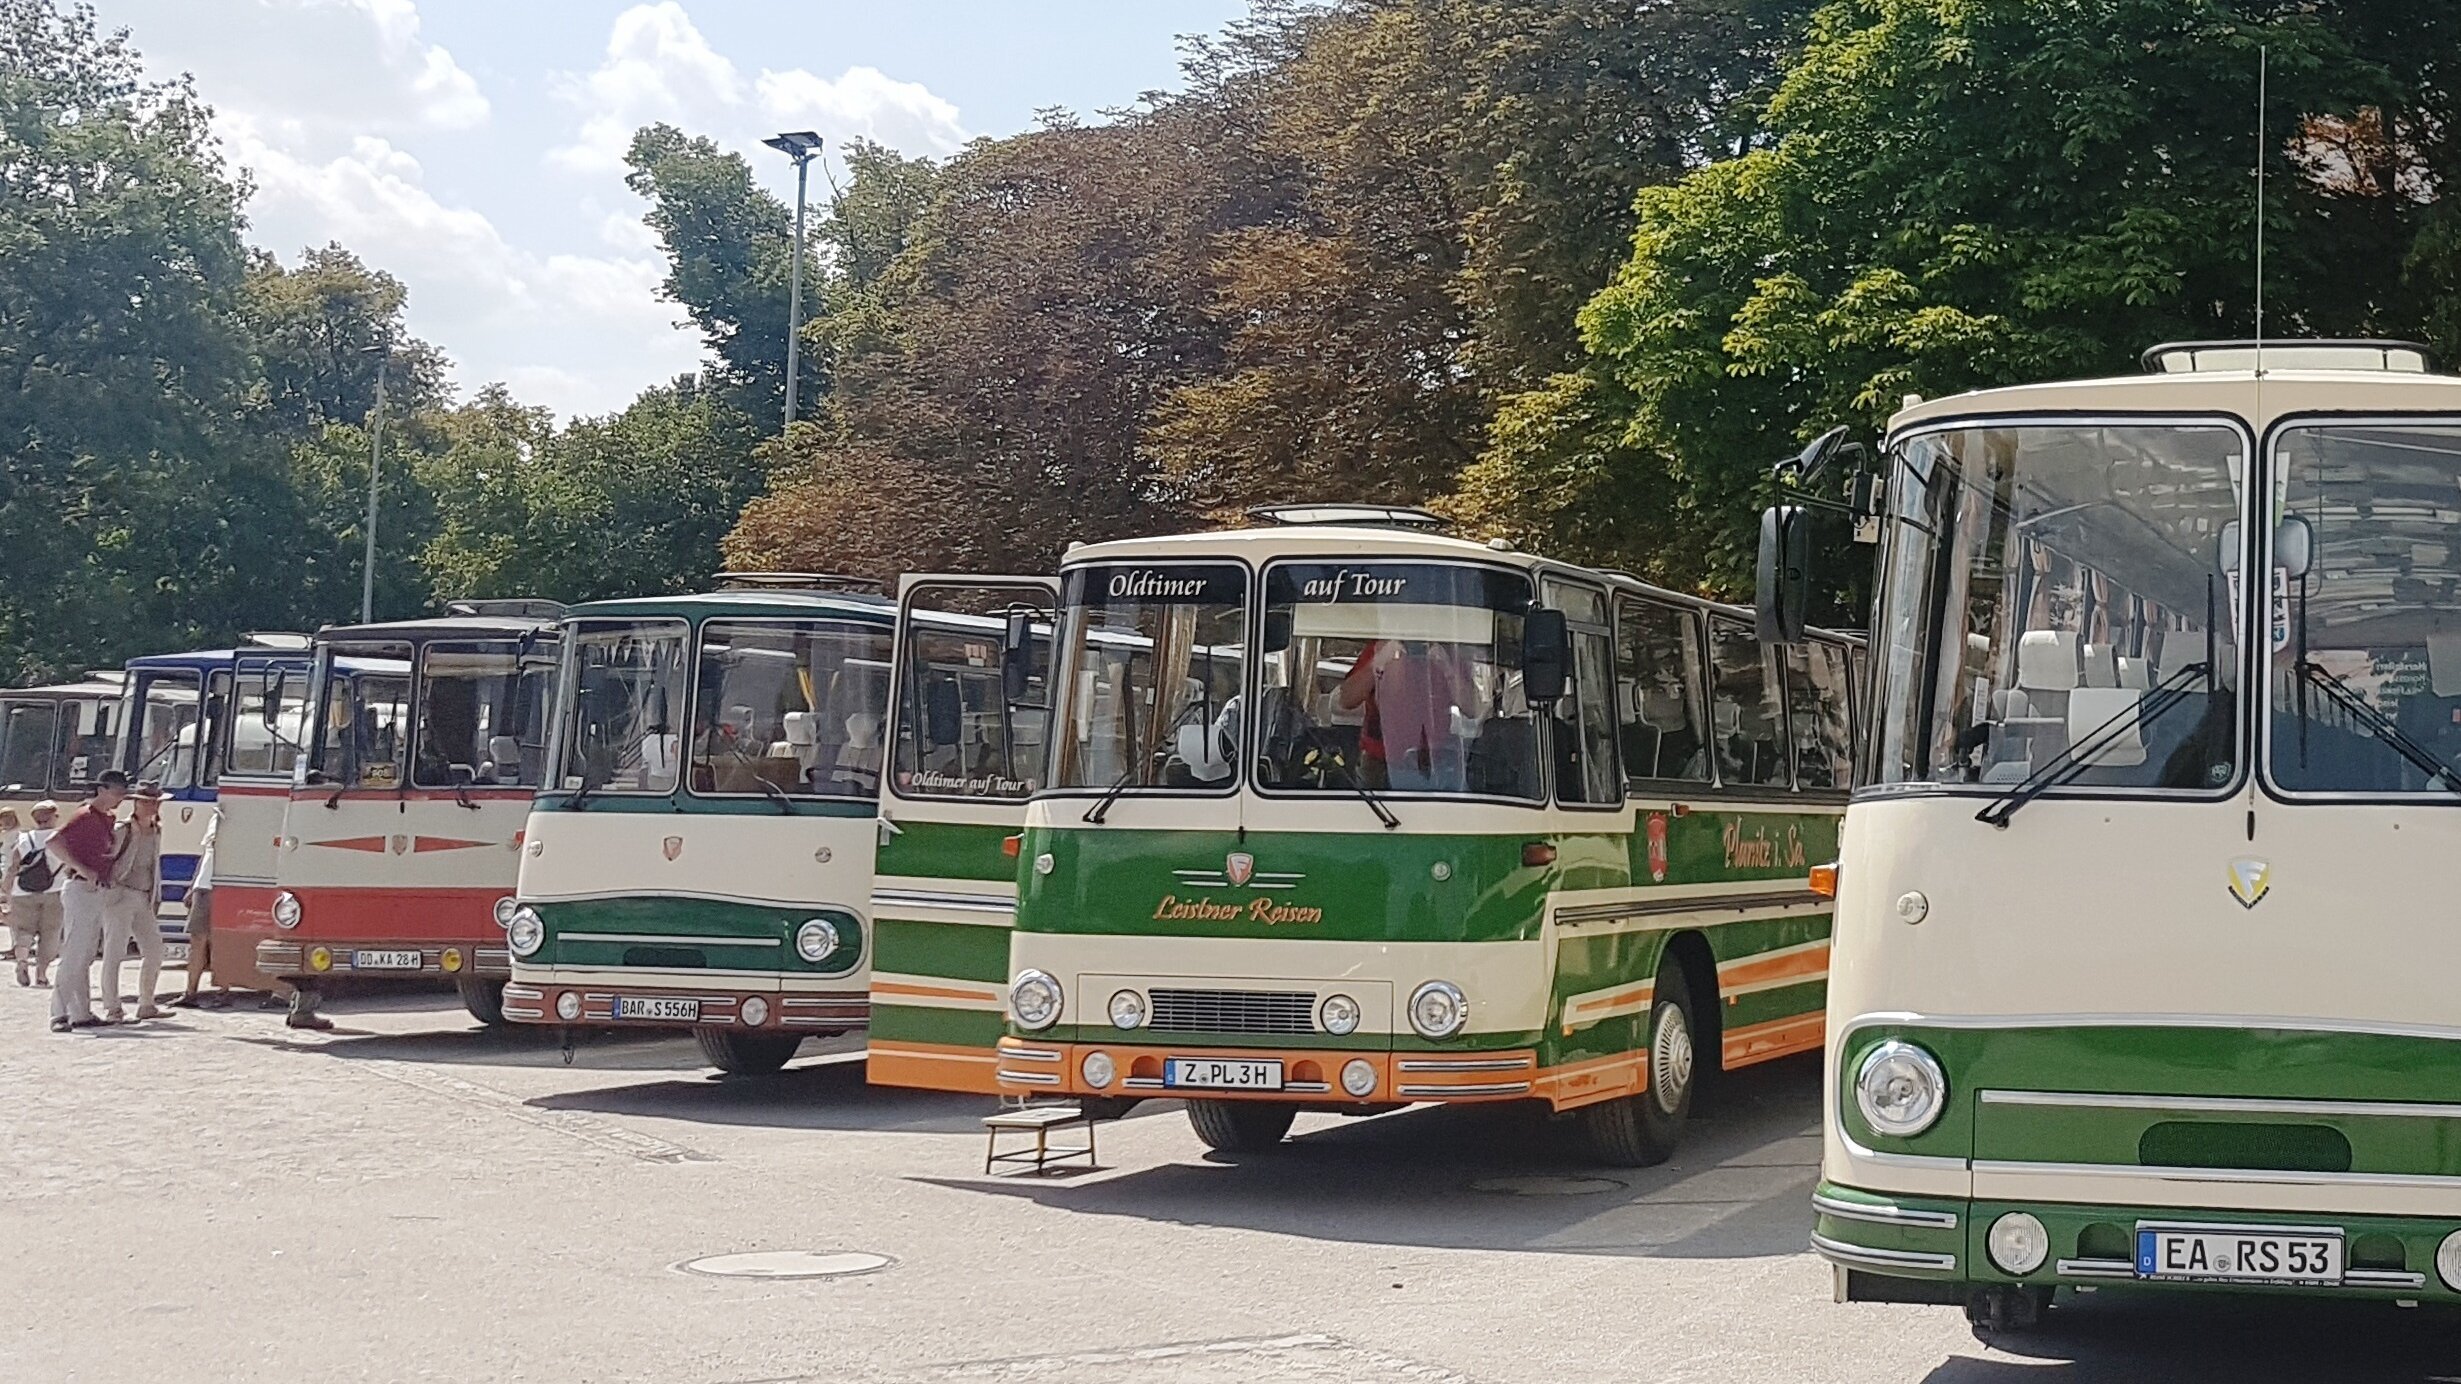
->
[1147, 988, 1316, 1034]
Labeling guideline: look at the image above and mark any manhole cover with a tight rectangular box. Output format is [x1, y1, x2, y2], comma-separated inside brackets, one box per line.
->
[677, 1250, 893, 1280]
[1468, 1175, 1624, 1197]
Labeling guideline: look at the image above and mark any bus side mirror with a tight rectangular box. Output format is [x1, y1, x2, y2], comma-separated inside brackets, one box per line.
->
[1000, 611, 1044, 707]
[1522, 608, 1570, 704]
[260, 672, 286, 729]
[1262, 610, 1293, 655]
[1756, 505, 1810, 647]
[2275, 515, 2314, 579]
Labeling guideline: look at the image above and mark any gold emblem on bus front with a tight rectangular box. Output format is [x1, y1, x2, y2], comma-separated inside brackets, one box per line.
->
[663, 835, 684, 861]
[2227, 857, 2272, 909]
[1225, 851, 1255, 886]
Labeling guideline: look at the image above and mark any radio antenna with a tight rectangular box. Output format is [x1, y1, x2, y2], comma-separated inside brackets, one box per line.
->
[2253, 45, 2268, 375]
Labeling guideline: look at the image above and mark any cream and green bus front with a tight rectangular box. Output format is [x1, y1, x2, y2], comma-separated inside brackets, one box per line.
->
[992, 518, 1853, 1161]
[1813, 342, 2461, 1325]
[504, 591, 888, 1073]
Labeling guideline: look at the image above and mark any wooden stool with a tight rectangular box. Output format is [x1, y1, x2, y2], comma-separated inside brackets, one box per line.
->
[983, 1105, 1096, 1175]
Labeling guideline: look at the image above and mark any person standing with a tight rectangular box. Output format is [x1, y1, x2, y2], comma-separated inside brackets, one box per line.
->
[172, 807, 221, 1008]
[47, 770, 129, 1032]
[99, 783, 167, 1022]
[5, 800, 64, 986]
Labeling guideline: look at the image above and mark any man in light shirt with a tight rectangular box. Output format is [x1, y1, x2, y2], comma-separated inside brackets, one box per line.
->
[97, 782, 168, 1023]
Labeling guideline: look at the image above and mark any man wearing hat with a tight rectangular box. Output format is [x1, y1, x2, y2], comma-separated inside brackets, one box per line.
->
[47, 770, 129, 1030]
[98, 779, 168, 1022]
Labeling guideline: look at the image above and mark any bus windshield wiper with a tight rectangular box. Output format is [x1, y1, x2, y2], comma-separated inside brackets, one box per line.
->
[1976, 663, 2210, 830]
[755, 775, 798, 816]
[1082, 765, 1139, 824]
[2293, 660, 2461, 797]
[1310, 729, 1400, 830]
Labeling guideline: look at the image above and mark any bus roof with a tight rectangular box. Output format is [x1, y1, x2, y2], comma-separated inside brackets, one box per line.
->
[0, 675, 124, 701]
[315, 614, 559, 646]
[559, 588, 896, 624]
[124, 645, 315, 673]
[1890, 358, 2461, 438]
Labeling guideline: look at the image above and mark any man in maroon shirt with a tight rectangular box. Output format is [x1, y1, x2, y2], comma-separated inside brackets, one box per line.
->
[47, 770, 128, 1032]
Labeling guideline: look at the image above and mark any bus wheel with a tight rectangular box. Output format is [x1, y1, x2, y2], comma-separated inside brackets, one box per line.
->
[693, 1028, 803, 1074]
[1185, 1100, 1296, 1153]
[1579, 957, 1698, 1167]
[456, 977, 507, 1026]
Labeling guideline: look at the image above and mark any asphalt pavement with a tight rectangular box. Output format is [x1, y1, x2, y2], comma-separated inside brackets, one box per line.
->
[3, 976, 2456, 1382]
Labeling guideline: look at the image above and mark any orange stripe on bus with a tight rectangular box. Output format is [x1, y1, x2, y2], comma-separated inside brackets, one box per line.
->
[872, 981, 1000, 1003]
[1721, 1013, 1825, 1067]
[1717, 943, 1831, 992]
[867, 1042, 1003, 1094]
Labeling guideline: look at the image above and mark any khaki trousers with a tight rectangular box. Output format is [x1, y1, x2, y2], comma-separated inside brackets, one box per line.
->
[9, 891, 61, 974]
[99, 887, 163, 1016]
[51, 880, 107, 1023]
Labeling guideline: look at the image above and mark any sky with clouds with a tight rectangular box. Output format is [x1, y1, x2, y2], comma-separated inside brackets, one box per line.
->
[87, 0, 1250, 420]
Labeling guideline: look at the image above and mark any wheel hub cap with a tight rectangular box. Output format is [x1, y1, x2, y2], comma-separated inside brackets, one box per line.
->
[1651, 1003, 1693, 1114]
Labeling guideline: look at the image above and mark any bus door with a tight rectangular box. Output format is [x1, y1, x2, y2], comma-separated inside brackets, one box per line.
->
[212, 656, 312, 988]
[866, 575, 1057, 1094]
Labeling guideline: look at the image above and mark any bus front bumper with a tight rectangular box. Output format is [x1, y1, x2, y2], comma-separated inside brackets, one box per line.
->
[500, 979, 865, 1031]
[257, 940, 510, 982]
[994, 1037, 1537, 1105]
[1813, 1180, 2461, 1303]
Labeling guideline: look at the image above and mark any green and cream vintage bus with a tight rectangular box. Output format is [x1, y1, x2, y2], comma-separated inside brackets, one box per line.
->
[502, 580, 896, 1072]
[1786, 340, 2461, 1330]
[867, 509, 1859, 1162]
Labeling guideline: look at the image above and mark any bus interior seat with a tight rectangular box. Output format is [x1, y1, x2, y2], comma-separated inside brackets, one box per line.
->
[2429, 628, 2461, 696]
[2017, 631, 2080, 692]
[2066, 687, 2147, 767]
[2079, 643, 2119, 687]
[2116, 656, 2151, 690]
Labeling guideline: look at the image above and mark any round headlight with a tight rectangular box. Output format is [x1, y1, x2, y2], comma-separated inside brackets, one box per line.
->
[1341, 1058, 1378, 1098]
[492, 896, 518, 927]
[795, 918, 840, 963]
[1108, 990, 1146, 1030]
[1010, 969, 1062, 1030]
[1319, 993, 1361, 1036]
[554, 990, 582, 1022]
[272, 890, 302, 930]
[741, 995, 770, 1027]
[2438, 1230, 2461, 1292]
[1081, 1051, 1116, 1088]
[1855, 1040, 1949, 1138]
[1407, 980, 1467, 1040]
[1987, 1212, 2050, 1276]
[506, 906, 544, 957]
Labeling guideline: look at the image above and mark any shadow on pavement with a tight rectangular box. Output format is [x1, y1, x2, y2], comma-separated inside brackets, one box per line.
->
[911, 1055, 1824, 1261]
[1914, 1293, 2461, 1382]
[519, 1050, 1055, 1136]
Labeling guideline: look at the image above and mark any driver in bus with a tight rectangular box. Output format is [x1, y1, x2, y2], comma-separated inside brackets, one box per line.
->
[1335, 639, 1471, 791]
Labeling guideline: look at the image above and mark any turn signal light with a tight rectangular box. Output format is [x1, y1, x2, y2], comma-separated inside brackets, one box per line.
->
[1809, 862, 1840, 900]
[1521, 842, 1558, 868]
[1002, 834, 1022, 858]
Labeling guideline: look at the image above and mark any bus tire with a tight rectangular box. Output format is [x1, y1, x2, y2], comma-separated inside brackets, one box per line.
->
[1579, 956, 1698, 1167]
[1185, 1099, 1296, 1153]
[693, 1029, 803, 1074]
[456, 977, 508, 1026]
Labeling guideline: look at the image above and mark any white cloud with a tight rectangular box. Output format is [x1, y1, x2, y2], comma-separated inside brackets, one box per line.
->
[549, 2, 967, 177]
[112, 0, 488, 132]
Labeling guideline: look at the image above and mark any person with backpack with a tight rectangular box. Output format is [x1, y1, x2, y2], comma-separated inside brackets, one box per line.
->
[4, 799, 63, 987]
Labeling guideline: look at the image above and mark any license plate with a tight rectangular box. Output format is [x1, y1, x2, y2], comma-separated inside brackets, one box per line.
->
[351, 949, 424, 971]
[1164, 1058, 1284, 1090]
[162, 942, 189, 965]
[615, 996, 700, 1022]
[2135, 1223, 2344, 1285]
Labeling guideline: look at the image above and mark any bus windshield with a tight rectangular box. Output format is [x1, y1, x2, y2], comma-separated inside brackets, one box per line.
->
[125, 671, 206, 791]
[1256, 561, 1541, 800]
[1051, 564, 1247, 791]
[223, 670, 309, 779]
[415, 641, 554, 788]
[1872, 422, 2242, 790]
[313, 660, 413, 789]
[556, 620, 687, 796]
[689, 619, 893, 800]
[2269, 421, 2461, 795]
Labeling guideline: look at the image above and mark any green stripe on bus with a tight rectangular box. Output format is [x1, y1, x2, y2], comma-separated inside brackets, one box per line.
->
[871, 915, 1010, 984]
[878, 819, 1018, 883]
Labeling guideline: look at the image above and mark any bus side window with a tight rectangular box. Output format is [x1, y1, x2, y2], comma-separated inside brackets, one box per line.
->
[1784, 640, 1855, 791]
[1544, 580, 1621, 805]
[1708, 616, 1788, 789]
[1615, 597, 1710, 788]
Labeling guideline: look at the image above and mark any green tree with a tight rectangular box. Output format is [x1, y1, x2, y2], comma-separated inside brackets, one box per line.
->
[1458, 0, 2458, 596]
[624, 123, 804, 422]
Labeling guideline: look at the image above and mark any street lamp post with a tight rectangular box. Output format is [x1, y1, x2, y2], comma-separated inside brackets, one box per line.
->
[763, 130, 824, 432]
[361, 345, 388, 625]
